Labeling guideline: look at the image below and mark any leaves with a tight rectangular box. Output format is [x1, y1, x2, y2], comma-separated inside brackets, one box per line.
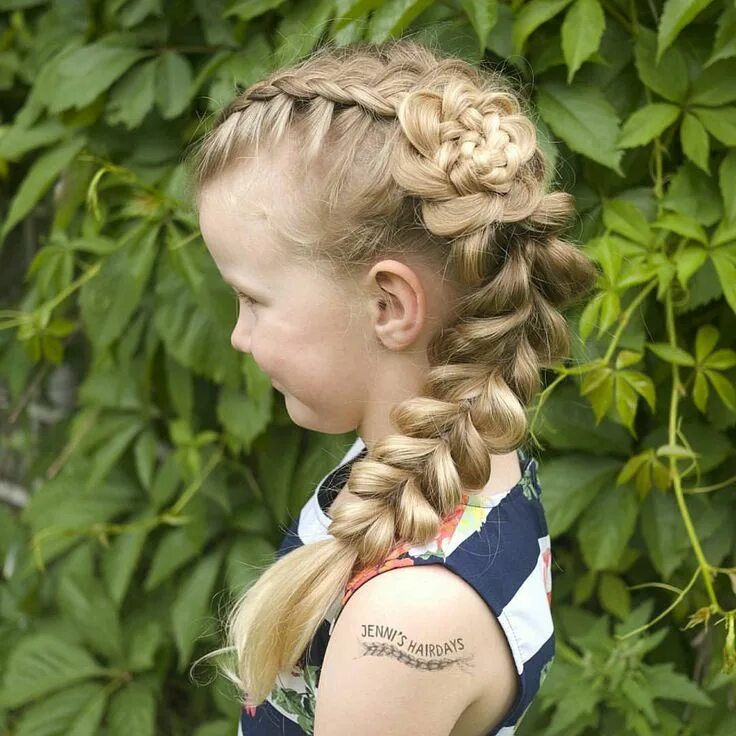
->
[0, 635, 105, 709]
[536, 82, 623, 174]
[561, 0, 605, 83]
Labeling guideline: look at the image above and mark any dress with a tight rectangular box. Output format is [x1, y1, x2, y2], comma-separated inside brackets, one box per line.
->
[238, 436, 554, 736]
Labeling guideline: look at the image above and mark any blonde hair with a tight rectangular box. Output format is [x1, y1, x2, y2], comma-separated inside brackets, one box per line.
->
[185, 38, 597, 706]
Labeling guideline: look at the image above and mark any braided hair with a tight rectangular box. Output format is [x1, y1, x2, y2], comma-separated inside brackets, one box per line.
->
[186, 38, 597, 705]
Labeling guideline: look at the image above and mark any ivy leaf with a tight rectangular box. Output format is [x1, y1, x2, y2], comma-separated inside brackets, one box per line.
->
[458, 0, 498, 52]
[512, 0, 573, 54]
[107, 681, 157, 736]
[47, 40, 149, 113]
[710, 244, 736, 313]
[171, 547, 225, 671]
[561, 0, 605, 83]
[680, 112, 710, 172]
[705, 369, 736, 410]
[692, 106, 736, 146]
[657, 0, 714, 62]
[107, 59, 157, 129]
[646, 342, 695, 366]
[598, 573, 631, 620]
[537, 454, 619, 536]
[719, 149, 736, 223]
[156, 52, 193, 119]
[705, 3, 736, 66]
[645, 662, 713, 706]
[602, 199, 652, 246]
[536, 82, 623, 174]
[640, 490, 690, 577]
[689, 60, 736, 106]
[577, 482, 639, 570]
[0, 136, 86, 248]
[617, 102, 680, 148]
[0, 635, 105, 709]
[635, 27, 688, 103]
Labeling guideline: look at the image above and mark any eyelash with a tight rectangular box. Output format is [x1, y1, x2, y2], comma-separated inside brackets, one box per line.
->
[234, 291, 256, 307]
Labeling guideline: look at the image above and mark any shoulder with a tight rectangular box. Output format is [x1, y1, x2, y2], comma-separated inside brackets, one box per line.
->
[313, 563, 518, 736]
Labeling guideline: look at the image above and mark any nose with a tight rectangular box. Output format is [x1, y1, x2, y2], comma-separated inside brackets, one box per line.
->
[230, 322, 251, 353]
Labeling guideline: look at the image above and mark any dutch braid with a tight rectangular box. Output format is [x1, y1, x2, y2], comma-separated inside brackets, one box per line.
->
[186, 38, 597, 706]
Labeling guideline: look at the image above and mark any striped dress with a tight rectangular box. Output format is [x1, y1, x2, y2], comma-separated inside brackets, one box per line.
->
[238, 436, 554, 736]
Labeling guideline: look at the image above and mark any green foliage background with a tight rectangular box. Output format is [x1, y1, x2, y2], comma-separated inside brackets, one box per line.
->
[1, 0, 735, 734]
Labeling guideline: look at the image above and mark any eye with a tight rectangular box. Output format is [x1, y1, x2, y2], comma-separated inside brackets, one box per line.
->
[233, 290, 256, 308]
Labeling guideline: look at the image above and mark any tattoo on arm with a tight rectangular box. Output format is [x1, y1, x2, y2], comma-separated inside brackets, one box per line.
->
[356, 623, 475, 674]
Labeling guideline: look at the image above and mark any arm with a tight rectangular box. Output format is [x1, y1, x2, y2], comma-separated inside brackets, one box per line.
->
[313, 563, 517, 736]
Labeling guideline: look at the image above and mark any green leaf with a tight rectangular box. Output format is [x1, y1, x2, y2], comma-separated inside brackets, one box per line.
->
[705, 4, 736, 66]
[0, 635, 105, 709]
[536, 82, 623, 174]
[536, 454, 620, 536]
[640, 489, 690, 577]
[704, 348, 736, 370]
[602, 199, 652, 245]
[645, 662, 713, 706]
[693, 369, 709, 412]
[577, 483, 639, 570]
[598, 573, 631, 620]
[458, 0, 498, 51]
[12, 683, 107, 736]
[561, 0, 605, 83]
[144, 521, 207, 591]
[171, 547, 225, 670]
[107, 681, 156, 736]
[56, 572, 124, 663]
[705, 369, 736, 410]
[101, 511, 154, 605]
[634, 27, 688, 103]
[646, 342, 695, 366]
[79, 225, 160, 349]
[156, 52, 193, 119]
[217, 384, 273, 455]
[48, 40, 149, 113]
[614, 374, 639, 433]
[511, 0, 574, 54]
[690, 60, 736, 106]
[693, 105, 736, 146]
[694, 324, 719, 362]
[662, 162, 722, 226]
[0, 136, 86, 247]
[226, 536, 276, 594]
[617, 102, 680, 148]
[653, 211, 708, 244]
[679, 111, 709, 172]
[719, 149, 736, 223]
[67, 684, 109, 736]
[107, 59, 157, 129]
[710, 244, 736, 313]
[367, 0, 434, 42]
[657, 0, 714, 62]
[225, 0, 288, 20]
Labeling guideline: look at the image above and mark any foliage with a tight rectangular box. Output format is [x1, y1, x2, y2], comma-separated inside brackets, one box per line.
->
[0, 0, 735, 734]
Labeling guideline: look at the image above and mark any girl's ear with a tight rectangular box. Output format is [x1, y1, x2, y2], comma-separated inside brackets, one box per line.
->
[370, 261, 427, 350]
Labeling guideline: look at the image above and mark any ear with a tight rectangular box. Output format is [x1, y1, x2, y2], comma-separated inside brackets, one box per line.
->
[367, 259, 427, 350]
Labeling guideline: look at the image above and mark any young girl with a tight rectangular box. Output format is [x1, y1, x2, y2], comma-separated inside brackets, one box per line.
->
[187, 38, 597, 736]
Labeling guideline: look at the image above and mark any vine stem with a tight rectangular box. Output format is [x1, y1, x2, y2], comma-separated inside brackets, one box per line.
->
[664, 290, 723, 614]
[602, 280, 658, 365]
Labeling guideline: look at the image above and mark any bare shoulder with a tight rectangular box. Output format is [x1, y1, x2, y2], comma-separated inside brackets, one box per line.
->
[313, 563, 518, 736]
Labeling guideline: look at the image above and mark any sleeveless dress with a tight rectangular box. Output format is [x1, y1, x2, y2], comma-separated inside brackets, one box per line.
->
[237, 436, 554, 736]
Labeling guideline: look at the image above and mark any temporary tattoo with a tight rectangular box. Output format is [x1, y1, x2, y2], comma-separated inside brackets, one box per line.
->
[357, 623, 475, 673]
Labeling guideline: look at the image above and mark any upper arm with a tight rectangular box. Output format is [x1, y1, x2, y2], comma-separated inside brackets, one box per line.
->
[313, 563, 518, 736]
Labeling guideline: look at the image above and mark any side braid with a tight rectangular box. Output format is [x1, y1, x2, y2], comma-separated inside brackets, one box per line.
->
[187, 38, 597, 707]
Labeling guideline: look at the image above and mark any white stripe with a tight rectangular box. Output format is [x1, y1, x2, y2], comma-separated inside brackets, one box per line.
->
[497, 536, 554, 672]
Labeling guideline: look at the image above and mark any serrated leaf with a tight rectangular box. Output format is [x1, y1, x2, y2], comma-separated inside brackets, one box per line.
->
[48, 41, 149, 113]
[107, 681, 156, 736]
[710, 244, 736, 313]
[658, 0, 715, 61]
[720, 149, 736, 223]
[705, 4, 736, 66]
[107, 59, 157, 129]
[512, 0, 574, 54]
[693, 105, 736, 146]
[0, 635, 105, 709]
[618, 102, 680, 148]
[536, 82, 623, 174]
[0, 136, 86, 247]
[645, 662, 713, 706]
[602, 199, 652, 245]
[561, 0, 605, 83]
[680, 112, 710, 172]
[598, 573, 631, 620]
[577, 483, 639, 570]
[634, 27, 688, 103]
[459, 0, 498, 51]
[646, 342, 695, 366]
[694, 324, 719, 362]
[171, 547, 225, 670]
[536, 454, 620, 536]
[156, 52, 193, 119]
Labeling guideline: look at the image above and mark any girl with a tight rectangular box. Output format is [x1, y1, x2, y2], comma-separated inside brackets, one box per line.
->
[187, 38, 597, 736]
